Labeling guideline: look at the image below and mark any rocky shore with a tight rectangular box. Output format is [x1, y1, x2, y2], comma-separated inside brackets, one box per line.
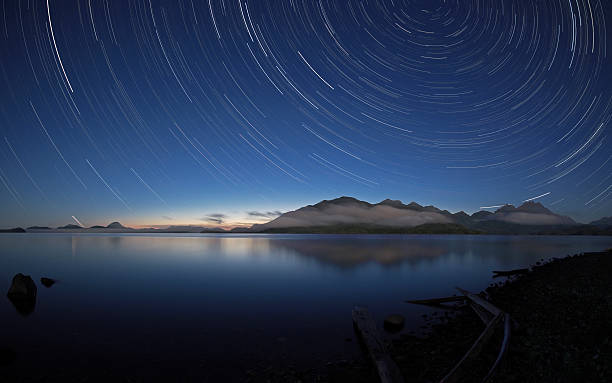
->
[393, 249, 612, 383]
[252, 249, 612, 382]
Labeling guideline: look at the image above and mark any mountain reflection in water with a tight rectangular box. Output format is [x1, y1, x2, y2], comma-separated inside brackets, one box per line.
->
[2, 233, 612, 382]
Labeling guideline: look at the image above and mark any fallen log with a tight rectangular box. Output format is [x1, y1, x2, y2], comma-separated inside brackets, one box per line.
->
[439, 312, 503, 383]
[469, 303, 494, 325]
[492, 268, 529, 277]
[405, 289, 510, 383]
[482, 313, 511, 383]
[352, 306, 405, 383]
[405, 296, 465, 305]
[456, 287, 502, 317]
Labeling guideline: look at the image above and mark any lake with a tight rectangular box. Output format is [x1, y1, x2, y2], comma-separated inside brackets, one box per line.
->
[1, 233, 612, 381]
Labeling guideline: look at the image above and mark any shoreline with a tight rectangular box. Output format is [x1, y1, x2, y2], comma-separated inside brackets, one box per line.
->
[2, 230, 612, 237]
[249, 249, 612, 382]
[392, 249, 612, 382]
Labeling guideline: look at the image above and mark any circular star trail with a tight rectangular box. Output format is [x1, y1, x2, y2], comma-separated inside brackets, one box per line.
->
[0, 0, 611, 226]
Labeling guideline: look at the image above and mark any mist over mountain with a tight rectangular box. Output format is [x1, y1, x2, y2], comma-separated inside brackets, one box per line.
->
[9, 198, 611, 235]
[478, 202, 576, 225]
[251, 197, 455, 230]
[251, 197, 578, 233]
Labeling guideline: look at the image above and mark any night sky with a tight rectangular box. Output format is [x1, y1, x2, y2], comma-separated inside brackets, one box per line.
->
[0, 0, 611, 228]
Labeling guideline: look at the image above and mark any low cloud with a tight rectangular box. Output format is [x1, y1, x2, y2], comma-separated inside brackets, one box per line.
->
[247, 210, 283, 218]
[199, 213, 227, 225]
[257, 204, 453, 229]
[162, 216, 173, 220]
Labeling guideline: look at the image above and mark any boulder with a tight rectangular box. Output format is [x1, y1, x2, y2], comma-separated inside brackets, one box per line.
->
[383, 314, 405, 333]
[40, 277, 56, 288]
[0, 347, 16, 366]
[7, 273, 37, 316]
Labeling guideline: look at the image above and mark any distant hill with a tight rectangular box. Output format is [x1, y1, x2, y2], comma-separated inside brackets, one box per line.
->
[164, 225, 209, 233]
[476, 201, 575, 226]
[57, 224, 82, 229]
[250, 196, 579, 234]
[590, 217, 612, 227]
[27, 226, 51, 230]
[0, 227, 26, 233]
[89, 222, 130, 230]
[106, 221, 128, 229]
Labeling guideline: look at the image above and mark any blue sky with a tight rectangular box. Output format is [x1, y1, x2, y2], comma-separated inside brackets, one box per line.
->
[1, 0, 611, 228]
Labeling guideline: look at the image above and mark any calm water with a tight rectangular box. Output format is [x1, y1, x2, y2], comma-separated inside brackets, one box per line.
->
[1, 233, 612, 381]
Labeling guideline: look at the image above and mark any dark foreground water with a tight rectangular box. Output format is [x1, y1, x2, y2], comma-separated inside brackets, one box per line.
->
[1, 233, 612, 381]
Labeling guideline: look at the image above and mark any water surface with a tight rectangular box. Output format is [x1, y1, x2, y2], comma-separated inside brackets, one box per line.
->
[1, 233, 611, 380]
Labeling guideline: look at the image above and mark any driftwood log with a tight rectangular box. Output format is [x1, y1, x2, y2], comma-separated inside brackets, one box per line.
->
[406, 287, 512, 383]
[492, 268, 529, 277]
[404, 296, 465, 305]
[352, 306, 405, 383]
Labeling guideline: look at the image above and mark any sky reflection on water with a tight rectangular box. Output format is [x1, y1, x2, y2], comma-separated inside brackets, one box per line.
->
[1, 233, 612, 380]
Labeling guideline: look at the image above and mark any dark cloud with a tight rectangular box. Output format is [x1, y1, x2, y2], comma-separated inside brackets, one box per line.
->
[247, 211, 283, 218]
[199, 213, 227, 225]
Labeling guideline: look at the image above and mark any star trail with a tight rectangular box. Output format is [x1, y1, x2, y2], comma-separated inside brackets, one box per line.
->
[0, 0, 611, 227]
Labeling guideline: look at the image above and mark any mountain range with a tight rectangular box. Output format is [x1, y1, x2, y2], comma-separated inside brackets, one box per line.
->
[23, 222, 206, 233]
[248, 197, 592, 234]
[3, 196, 612, 235]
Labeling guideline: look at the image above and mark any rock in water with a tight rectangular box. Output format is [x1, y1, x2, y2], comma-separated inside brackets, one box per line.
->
[7, 273, 37, 316]
[384, 314, 405, 333]
[7, 273, 37, 296]
[0, 347, 16, 365]
[40, 277, 56, 288]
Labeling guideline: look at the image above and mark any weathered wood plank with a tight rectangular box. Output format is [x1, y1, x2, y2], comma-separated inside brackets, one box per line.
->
[482, 313, 511, 383]
[469, 303, 493, 325]
[492, 268, 529, 277]
[405, 296, 465, 305]
[352, 306, 405, 383]
[439, 312, 503, 383]
[456, 287, 502, 317]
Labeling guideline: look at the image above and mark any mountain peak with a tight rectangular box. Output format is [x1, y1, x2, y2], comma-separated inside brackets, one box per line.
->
[106, 222, 126, 229]
[590, 216, 612, 227]
[471, 211, 494, 220]
[313, 196, 371, 209]
[495, 204, 516, 213]
[377, 199, 405, 207]
[515, 201, 552, 214]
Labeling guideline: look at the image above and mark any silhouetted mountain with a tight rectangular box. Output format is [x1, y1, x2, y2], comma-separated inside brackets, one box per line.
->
[163, 225, 209, 233]
[0, 227, 26, 233]
[229, 227, 252, 233]
[590, 217, 612, 227]
[200, 227, 229, 233]
[57, 224, 82, 229]
[471, 211, 494, 220]
[26, 226, 51, 230]
[106, 222, 127, 229]
[90, 225, 106, 229]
